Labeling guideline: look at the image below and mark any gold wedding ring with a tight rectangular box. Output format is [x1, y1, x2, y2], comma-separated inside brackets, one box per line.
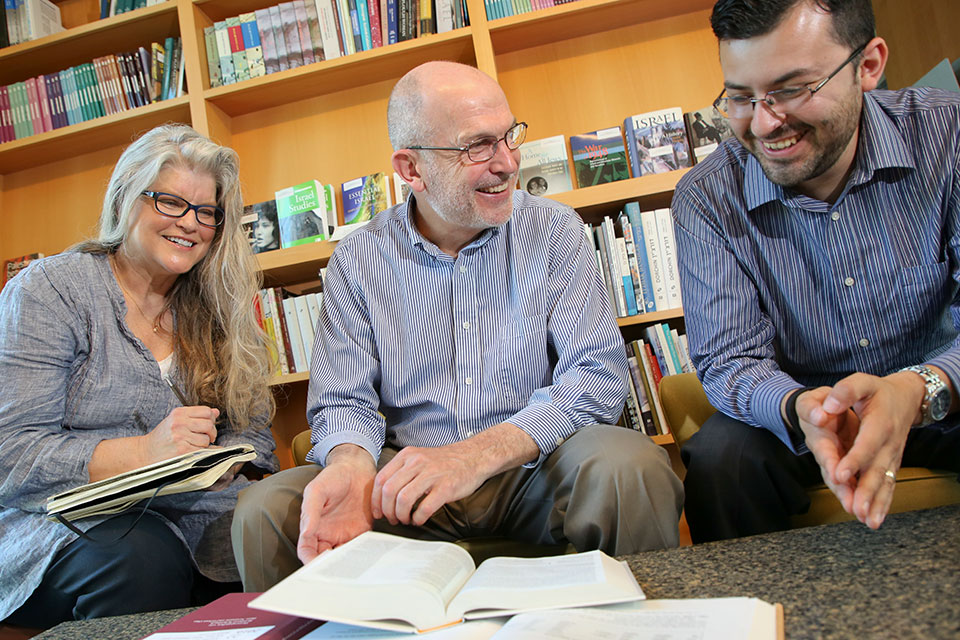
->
[884, 469, 896, 482]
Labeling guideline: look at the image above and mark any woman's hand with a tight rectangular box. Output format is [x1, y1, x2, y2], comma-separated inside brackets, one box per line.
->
[139, 406, 220, 465]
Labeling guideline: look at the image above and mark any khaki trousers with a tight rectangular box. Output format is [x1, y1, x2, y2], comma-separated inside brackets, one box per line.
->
[232, 425, 683, 591]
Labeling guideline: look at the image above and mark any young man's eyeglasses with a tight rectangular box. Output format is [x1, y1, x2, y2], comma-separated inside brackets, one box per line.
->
[141, 191, 225, 228]
[408, 122, 528, 163]
[713, 43, 868, 119]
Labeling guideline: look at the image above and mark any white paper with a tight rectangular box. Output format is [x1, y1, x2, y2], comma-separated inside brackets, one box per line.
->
[303, 619, 506, 639]
[143, 625, 275, 640]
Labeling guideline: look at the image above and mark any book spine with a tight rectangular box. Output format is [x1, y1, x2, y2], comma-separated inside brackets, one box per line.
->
[354, 0, 372, 50]
[314, 0, 342, 59]
[255, 8, 281, 75]
[293, 295, 316, 370]
[656, 322, 681, 376]
[214, 22, 235, 85]
[133, 47, 153, 105]
[294, 0, 316, 64]
[385, 0, 398, 44]
[644, 326, 671, 378]
[268, 6, 290, 72]
[601, 216, 627, 317]
[624, 201, 655, 313]
[226, 17, 250, 83]
[303, 0, 326, 59]
[614, 235, 637, 316]
[627, 353, 657, 436]
[203, 25, 222, 87]
[0, 86, 12, 142]
[618, 213, 645, 315]
[266, 288, 290, 375]
[282, 297, 308, 373]
[366, 0, 382, 47]
[623, 115, 639, 178]
[640, 209, 667, 311]
[240, 13, 266, 79]
[634, 340, 667, 435]
[279, 2, 304, 68]
[656, 207, 683, 309]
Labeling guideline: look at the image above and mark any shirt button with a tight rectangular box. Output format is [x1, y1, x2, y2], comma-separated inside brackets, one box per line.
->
[462, 321, 470, 330]
[859, 338, 870, 348]
[466, 431, 473, 437]
[844, 277, 855, 286]
[831, 211, 840, 221]
[465, 377, 473, 385]
[459, 265, 467, 273]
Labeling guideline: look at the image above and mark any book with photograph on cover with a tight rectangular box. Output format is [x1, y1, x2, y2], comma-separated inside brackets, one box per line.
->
[684, 106, 735, 163]
[623, 107, 692, 177]
[518, 134, 573, 196]
[241, 199, 281, 254]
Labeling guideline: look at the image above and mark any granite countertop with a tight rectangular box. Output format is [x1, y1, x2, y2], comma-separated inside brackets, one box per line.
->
[626, 503, 960, 639]
[35, 504, 960, 639]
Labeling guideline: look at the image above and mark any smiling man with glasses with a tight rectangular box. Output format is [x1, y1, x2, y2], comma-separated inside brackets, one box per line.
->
[232, 61, 684, 591]
[671, 0, 960, 544]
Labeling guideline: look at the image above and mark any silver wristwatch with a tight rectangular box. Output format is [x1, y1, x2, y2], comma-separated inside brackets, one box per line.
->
[900, 365, 951, 426]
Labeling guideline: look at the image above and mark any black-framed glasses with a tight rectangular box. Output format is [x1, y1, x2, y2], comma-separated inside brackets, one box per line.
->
[408, 122, 528, 163]
[141, 191, 225, 228]
[713, 43, 868, 119]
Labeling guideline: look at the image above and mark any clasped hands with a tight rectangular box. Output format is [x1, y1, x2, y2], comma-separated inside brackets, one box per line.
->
[296, 442, 487, 565]
[795, 370, 926, 529]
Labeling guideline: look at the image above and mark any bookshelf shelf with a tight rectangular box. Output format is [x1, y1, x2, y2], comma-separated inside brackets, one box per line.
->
[617, 307, 684, 329]
[204, 29, 477, 116]
[256, 240, 335, 287]
[551, 169, 690, 221]
[0, 2, 180, 86]
[270, 370, 310, 386]
[487, 0, 713, 54]
[0, 96, 192, 174]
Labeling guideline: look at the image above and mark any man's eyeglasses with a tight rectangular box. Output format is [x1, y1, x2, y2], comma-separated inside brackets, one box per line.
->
[408, 122, 528, 163]
[713, 43, 868, 119]
[141, 191, 225, 229]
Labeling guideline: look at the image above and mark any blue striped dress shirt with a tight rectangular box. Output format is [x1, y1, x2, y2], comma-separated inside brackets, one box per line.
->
[306, 190, 628, 466]
[671, 88, 960, 451]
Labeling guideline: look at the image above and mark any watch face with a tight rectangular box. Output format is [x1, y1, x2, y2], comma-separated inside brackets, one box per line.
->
[930, 388, 951, 422]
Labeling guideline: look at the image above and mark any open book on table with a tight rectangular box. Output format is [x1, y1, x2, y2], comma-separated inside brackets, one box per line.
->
[46, 444, 256, 522]
[249, 531, 645, 634]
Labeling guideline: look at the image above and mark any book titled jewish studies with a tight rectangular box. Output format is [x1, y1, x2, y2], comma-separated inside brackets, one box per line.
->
[275, 180, 330, 248]
[250, 531, 645, 634]
[569, 126, 631, 188]
[518, 134, 573, 196]
[623, 107, 692, 177]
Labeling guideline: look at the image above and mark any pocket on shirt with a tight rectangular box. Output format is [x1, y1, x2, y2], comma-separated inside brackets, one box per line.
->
[893, 261, 951, 331]
[497, 314, 550, 406]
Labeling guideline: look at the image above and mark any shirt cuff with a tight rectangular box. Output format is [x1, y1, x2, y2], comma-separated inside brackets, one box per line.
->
[927, 350, 960, 403]
[505, 402, 578, 467]
[752, 373, 806, 453]
[310, 430, 382, 467]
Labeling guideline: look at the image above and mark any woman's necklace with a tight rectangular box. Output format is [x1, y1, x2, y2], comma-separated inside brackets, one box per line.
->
[111, 255, 166, 334]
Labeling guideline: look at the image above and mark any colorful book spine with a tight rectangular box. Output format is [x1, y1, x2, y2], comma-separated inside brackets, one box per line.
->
[623, 201, 655, 313]
[303, 0, 326, 60]
[214, 22, 235, 85]
[203, 25, 222, 87]
[226, 16, 250, 83]
[293, 0, 317, 64]
[255, 8, 281, 75]
[269, 5, 290, 72]
[315, 0, 343, 59]
[279, 2, 304, 68]
[240, 13, 266, 79]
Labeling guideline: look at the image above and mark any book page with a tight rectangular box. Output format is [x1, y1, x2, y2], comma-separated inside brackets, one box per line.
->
[145, 627, 274, 640]
[303, 618, 505, 639]
[488, 598, 777, 640]
[448, 553, 644, 620]
[250, 532, 476, 632]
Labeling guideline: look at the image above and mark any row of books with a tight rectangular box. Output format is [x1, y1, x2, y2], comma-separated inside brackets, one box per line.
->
[484, 0, 580, 21]
[257, 286, 325, 376]
[586, 203, 681, 319]
[1, 0, 62, 48]
[0, 38, 184, 144]
[242, 172, 411, 254]
[624, 326, 694, 437]
[206, 0, 468, 87]
[517, 105, 734, 198]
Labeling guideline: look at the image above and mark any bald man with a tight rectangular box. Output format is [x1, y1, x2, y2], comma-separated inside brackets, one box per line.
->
[232, 62, 683, 590]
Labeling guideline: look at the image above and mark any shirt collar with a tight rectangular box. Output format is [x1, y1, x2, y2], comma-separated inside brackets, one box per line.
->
[742, 90, 916, 211]
[399, 194, 501, 259]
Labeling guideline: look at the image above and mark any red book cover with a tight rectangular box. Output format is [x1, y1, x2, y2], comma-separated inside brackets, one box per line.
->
[35, 75, 54, 133]
[642, 341, 663, 389]
[273, 287, 296, 374]
[23, 77, 45, 134]
[141, 592, 321, 639]
[228, 23, 245, 54]
[367, 0, 383, 47]
[0, 86, 12, 142]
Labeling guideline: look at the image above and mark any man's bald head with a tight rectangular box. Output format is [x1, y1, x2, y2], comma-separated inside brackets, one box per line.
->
[387, 62, 504, 151]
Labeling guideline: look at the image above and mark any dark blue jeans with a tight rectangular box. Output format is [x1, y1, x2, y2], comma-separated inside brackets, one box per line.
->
[7, 512, 237, 627]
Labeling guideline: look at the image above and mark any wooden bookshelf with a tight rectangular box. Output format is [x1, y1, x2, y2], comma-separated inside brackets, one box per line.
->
[2, 0, 732, 462]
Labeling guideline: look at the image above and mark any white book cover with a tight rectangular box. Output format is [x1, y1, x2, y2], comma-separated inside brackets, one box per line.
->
[305, 292, 322, 338]
[23, 0, 63, 40]
[393, 172, 411, 205]
[601, 217, 627, 317]
[435, 0, 454, 33]
[282, 297, 307, 373]
[314, 0, 342, 59]
[294, 295, 315, 368]
[640, 210, 667, 310]
[518, 135, 573, 197]
[655, 208, 682, 309]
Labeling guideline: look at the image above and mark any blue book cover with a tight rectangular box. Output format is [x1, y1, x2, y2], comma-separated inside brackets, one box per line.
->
[569, 126, 630, 189]
[356, 0, 372, 51]
[386, 0, 398, 44]
[624, 201, 655, 312]
[624, 107, 691, 177]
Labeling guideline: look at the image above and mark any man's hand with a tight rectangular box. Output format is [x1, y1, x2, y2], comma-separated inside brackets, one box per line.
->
[297, 445, 377, 565]
[798, 371, 923, 529]
[371, 423, 538, 527]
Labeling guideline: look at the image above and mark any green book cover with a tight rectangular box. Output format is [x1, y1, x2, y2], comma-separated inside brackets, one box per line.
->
[570, 126, 630, 189]
[203, 26, 221, 88]
[276, 180, 329, 248]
